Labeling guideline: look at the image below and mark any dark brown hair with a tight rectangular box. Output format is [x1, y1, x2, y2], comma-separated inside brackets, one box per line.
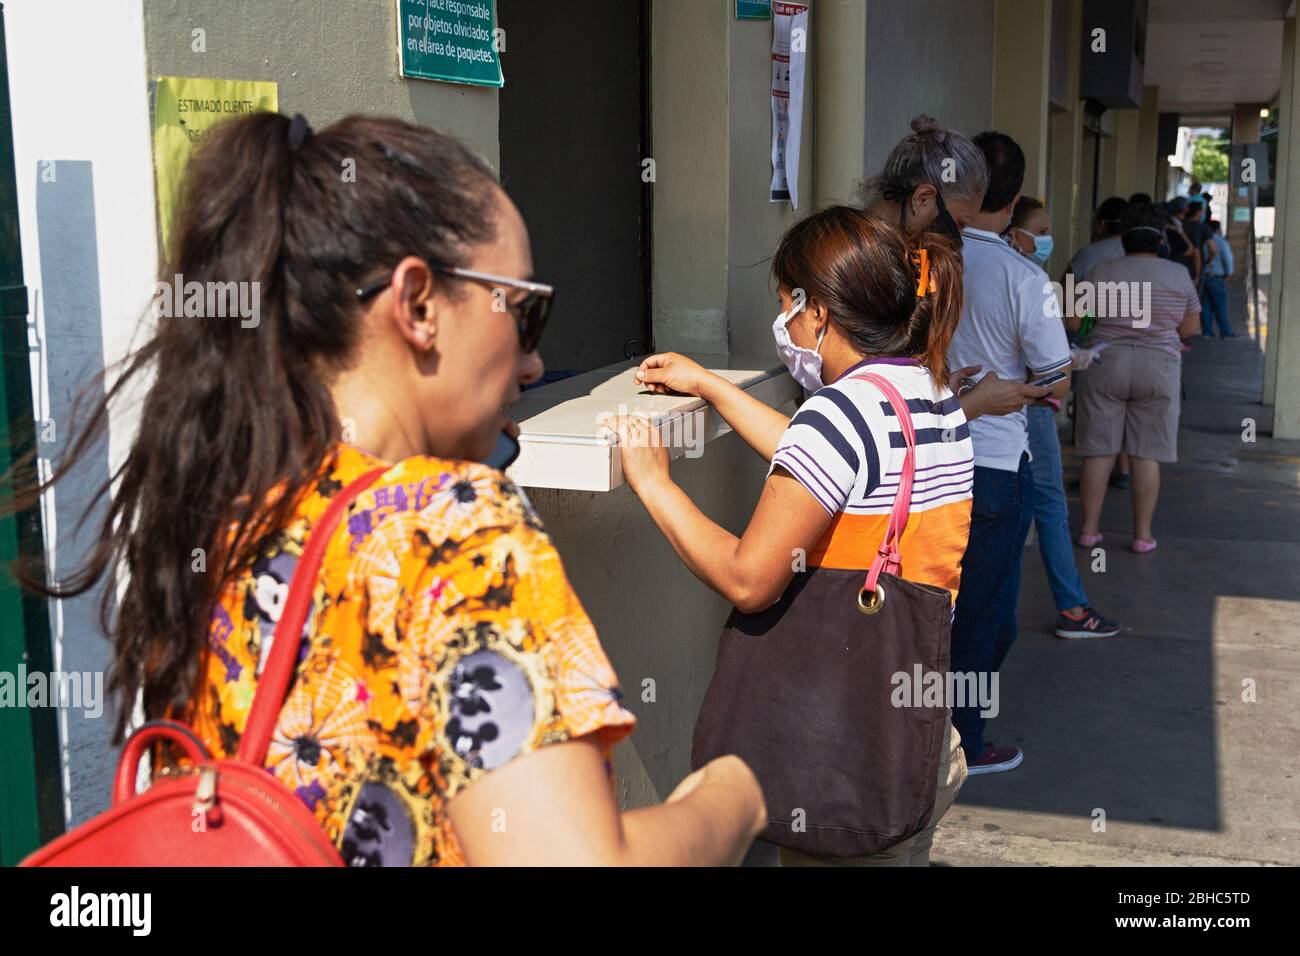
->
[6, 112, 500, 740]
[771, 205, 963, 387]
[1010, 195, 1044, 229]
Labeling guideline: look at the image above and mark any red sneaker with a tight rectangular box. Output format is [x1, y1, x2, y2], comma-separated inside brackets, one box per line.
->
[967, 745, 1024, 776]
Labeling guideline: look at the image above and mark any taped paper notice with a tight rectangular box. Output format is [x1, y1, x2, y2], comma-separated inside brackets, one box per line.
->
[153, 76, 278, 255]
[769, 1, 808, 208]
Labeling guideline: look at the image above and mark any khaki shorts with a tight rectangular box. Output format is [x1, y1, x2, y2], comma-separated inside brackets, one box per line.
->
[1076, 343, 1181, 462]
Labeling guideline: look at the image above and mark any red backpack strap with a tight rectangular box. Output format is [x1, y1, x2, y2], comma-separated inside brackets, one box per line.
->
[844, 372, 917, 598]
[236, 466, 388, 767]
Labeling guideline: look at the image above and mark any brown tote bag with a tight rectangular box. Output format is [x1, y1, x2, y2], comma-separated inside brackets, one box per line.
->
[692, 371, 954, 857]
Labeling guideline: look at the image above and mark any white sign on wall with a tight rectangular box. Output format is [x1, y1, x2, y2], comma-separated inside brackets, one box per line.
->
[769, 1, 808, 208]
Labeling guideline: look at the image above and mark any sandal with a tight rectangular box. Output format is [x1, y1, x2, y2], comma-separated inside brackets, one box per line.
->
[1076, 532, 1104, 548]
[1131, 538, 1158, 554]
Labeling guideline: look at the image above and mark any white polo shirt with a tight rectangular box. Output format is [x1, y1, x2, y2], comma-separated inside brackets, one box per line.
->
[948, 227, 1072, 472]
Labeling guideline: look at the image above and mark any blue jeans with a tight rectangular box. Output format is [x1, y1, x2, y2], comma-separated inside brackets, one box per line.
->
[1201, 275, 1231, 337]
[950, 454, 1033, 761]
[1026, 405, 1088, 612]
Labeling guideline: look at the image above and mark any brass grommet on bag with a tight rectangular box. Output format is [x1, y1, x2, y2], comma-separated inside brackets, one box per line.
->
[857, 584, 885, 615]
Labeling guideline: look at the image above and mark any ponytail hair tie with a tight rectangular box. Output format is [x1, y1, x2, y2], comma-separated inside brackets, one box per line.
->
[911, 248, 937, 298]
[287, 113, 314, 152]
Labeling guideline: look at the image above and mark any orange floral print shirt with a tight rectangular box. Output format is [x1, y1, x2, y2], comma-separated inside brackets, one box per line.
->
[183, 443, 636, 866]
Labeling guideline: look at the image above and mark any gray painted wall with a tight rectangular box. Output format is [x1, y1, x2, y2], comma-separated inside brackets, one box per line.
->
[862, 0, 996, 186]
[527, 429, 777, 809]
[143, 0, 500, 166]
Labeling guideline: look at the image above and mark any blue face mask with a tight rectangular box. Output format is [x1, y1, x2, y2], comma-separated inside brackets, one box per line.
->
[1015, 228, 1054, 265]
[1031, 234, 1054, 265]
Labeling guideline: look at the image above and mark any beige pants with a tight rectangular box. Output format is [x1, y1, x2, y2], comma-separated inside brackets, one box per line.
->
[779, 720, 968, 868]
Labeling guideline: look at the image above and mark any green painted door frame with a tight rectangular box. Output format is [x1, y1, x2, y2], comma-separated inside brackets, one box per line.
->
[0, 1, 65, 866]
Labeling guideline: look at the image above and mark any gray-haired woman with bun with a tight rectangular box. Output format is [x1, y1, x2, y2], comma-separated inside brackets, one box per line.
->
[865, 115, 1050, 425]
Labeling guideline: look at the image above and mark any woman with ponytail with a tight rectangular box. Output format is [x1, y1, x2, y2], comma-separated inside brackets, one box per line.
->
[612, 207, 978, 865]
[10, 112, 766, 866]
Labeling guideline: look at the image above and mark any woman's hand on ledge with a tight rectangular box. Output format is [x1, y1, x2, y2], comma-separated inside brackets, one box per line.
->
[600, 414, 671, 494]
[634, 352, 717, 398]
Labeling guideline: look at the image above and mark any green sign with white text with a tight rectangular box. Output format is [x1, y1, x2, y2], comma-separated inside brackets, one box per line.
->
[397, 0, 503, 88]
[736, 0, 772, 20]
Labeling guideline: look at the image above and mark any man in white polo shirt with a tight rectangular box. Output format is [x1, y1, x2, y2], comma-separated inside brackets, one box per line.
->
[947, 131, 1072, 776]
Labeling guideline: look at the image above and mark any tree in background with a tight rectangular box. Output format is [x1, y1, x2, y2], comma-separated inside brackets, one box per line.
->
[1192, 134, 1230, 184]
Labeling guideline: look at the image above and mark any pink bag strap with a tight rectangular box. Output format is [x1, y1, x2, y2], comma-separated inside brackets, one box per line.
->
[844, 371, 917, 597]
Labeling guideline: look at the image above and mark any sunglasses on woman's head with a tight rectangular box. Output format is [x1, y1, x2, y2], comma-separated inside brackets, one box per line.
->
[356, 264, 553, 354]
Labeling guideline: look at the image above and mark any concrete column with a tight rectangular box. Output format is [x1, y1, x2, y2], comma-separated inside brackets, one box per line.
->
[1264, 16, 1294, 407]
[1271, 16, 1300, 438]
[650, 1, 815, 356]
[650, 0, 731, 354]
[1110, 107, 1141, 199]
[813, 0, 867, 210]
[1099, 129, 1117, 200]
[1135, 85, 1160, 198]
[1227, 102, 1265, 269]
[992, 0, 1052, 199]
[1047, 0, 1083, 278]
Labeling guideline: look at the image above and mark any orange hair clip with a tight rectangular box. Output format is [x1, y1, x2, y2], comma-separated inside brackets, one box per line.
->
[911, 249, 938, 297]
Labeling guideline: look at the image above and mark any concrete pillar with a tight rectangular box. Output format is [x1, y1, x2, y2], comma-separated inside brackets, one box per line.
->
[650, 0, 730, 353]
[1135, 85, 1160, 198]
[1047, 0, 1083, 278]
[813, 0, 867, 209]
[1271, 16, 1300, 438]
[992, 0, 1052, 199]
[1227, 102, 1265, 270]
[1264, 16, 1294, 407]
[1110, 107, 1141, 199]
[650, 1, 815, 356]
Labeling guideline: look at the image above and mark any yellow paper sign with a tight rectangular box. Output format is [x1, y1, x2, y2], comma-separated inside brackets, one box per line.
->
[152, 76, 278, 255]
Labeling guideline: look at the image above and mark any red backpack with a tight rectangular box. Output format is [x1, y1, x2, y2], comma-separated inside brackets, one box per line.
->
[21, 467, 386, 867]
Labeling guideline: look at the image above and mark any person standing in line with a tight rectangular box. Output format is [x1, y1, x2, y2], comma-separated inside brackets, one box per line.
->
[947, 131, 1073, 775]
[610, 208, 987, 865]
[1064, 196, 1129, 282]
[1165, 197, 1201, 280]
[1201, 219, 1236, 338]
[1004, 196, 1053, 265]
[1005, 199, 1121, 640]
[1183, 201, 1214, 285]
[860, 114, 989, 243]
[861, 113, 1051, 416]
[1070, 204, 1202, 554]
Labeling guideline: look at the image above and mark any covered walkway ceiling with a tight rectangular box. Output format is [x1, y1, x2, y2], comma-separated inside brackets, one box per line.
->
[1144, 0, 1292, 120]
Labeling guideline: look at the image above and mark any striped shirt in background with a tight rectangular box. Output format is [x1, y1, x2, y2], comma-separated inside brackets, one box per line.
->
[1082, 255, 1201, 357]
[768, 358, 974, 601]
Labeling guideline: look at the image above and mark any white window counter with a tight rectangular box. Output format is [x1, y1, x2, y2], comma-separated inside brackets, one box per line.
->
[506, 352, 799, 492]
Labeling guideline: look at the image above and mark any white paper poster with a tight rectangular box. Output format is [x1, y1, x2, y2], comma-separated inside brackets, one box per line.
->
[770, 1, 809, 208]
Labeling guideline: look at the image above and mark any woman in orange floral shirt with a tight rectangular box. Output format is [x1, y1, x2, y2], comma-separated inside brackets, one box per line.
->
[22, 113, 764, 865]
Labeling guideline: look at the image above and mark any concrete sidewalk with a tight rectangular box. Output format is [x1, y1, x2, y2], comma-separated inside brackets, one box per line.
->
[932, 277, 1300, 866]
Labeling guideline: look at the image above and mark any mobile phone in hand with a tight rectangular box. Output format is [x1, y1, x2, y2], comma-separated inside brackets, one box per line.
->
[1029, 370, 1067, 388]
[485, 430, 521, 471]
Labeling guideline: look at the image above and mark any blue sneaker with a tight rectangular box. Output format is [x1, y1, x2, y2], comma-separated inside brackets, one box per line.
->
[1055, 606, 1120, 639]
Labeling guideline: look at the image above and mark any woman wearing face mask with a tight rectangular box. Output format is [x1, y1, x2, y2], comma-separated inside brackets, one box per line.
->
[1003, 196, 1122, 638]
[608, 208, 975, 866]
[1005, 196, 1054, 267]
[864, 115, 1048, 420]
[10, 112, 766, 866]
[862, 115, 987, 243]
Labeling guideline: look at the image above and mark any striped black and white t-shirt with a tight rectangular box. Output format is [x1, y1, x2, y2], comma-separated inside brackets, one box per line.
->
[768, 358, 974, 598]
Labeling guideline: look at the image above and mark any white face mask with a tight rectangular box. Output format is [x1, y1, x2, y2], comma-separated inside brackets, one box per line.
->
[772, 308, 827, 393]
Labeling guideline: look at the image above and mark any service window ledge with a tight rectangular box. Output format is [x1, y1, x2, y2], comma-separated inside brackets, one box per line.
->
[507, 352, 799, 492]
